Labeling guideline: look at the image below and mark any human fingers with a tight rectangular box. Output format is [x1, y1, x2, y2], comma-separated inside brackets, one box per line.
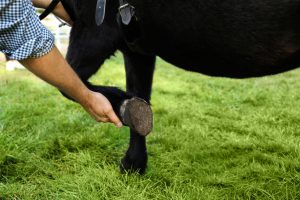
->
[106, 109, 123, 128]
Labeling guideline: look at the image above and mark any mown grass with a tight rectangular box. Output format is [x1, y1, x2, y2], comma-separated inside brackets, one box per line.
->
[0, 55, 300, 199]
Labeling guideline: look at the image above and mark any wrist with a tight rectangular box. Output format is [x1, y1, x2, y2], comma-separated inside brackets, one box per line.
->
[76, 88, 93, 108]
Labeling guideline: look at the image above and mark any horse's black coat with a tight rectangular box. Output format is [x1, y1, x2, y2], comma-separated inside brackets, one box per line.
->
[62, 0, 300, 173]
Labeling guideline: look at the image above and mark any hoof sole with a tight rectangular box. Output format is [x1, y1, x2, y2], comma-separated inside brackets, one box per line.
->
[120, 98, 153, 136]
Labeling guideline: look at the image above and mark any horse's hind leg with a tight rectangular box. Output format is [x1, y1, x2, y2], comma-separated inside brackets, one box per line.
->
[120, 51, 156, 174]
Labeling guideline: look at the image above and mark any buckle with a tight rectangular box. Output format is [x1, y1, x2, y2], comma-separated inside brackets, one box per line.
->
[119, 3, 135, 25]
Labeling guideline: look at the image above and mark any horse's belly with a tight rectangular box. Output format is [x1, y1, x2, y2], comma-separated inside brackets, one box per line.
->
[157, 49, 300, 78]
[127, 0, 300, 78]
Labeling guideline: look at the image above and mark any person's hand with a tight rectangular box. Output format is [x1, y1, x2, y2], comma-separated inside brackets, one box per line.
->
[21, 47, 122, 128]
[82, 91, 123, 128]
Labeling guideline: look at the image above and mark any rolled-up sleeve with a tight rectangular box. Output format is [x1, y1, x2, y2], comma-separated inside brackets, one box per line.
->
[0, 0, 54, 60]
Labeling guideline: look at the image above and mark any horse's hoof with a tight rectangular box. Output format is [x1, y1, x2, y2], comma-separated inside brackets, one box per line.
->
[120, 97, 153, 136]
[120, 153, 147, 174]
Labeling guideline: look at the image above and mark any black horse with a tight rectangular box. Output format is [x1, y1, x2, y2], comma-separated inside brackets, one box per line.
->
[60, 0, 300, 173]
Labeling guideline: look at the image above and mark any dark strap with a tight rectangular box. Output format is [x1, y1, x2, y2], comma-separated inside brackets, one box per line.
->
[60, 0, 76, 21]
[95, 0, 106, 26]
[119, 0, 135, 25]
[39, 0, 61, 20]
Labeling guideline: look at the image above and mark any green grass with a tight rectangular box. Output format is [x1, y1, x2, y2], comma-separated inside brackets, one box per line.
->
[0, 55, 300, 199]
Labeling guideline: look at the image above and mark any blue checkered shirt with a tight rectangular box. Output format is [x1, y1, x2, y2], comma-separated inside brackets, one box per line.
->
[0, 0, 54, 60]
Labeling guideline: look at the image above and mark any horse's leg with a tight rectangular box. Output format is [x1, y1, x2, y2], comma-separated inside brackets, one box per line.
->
[64, 24, 132, 119]
[120, 51, 156, 174]
[65, 23, 153, 134]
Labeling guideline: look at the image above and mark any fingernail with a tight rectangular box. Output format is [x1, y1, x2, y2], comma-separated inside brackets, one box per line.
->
[116, 122, 123, 128]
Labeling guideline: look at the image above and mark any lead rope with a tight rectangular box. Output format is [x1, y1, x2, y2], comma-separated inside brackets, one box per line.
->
[39, 0, 73, 27]
[54, 15, 71, 27]
[39, 0, 61, 20]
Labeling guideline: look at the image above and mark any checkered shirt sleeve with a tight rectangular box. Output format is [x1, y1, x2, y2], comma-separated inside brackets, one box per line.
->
[0, 0, 55, 60]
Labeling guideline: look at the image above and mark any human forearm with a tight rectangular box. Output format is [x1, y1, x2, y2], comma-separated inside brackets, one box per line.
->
[21, 46, 88, 105]
[20, 46, 122, 127]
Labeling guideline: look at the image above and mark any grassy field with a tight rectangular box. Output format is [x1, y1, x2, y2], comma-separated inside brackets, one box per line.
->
[0, 55, 300, 200]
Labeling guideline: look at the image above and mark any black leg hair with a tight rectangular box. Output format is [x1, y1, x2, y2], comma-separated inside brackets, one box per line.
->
[64, 21, 155, 173]
[63, 23, 133, 118]
[120, 51, 156, 174]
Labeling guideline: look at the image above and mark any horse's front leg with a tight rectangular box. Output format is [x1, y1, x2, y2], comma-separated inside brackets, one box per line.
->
[120, 51, 156, 174]
[65, 22, 154, 172]
[64, 23, 132, 125]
